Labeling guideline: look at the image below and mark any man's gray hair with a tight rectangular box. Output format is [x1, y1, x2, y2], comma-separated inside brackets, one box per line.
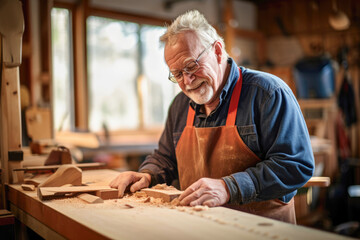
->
[160, 10, 225, 50]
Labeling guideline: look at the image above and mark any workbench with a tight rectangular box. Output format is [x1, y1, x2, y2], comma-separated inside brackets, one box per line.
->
[7, 169, 349, 240]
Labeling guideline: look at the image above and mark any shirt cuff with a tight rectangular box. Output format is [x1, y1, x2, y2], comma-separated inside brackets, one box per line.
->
[222, 176, 240, 204]
[230, 172, 257, 204]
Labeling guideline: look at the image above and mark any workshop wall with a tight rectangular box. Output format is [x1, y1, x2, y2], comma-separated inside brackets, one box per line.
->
[257, 0, 360, 159]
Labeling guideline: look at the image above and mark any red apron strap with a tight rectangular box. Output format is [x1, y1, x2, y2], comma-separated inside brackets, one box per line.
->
[186, 105, 196, 126]
[186, 68, 243, 127]
[226, 68, 243, 126]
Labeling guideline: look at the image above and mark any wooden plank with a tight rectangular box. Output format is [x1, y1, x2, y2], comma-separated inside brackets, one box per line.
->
[1, 64, 24, 184]
[303, 176, 331, 188]
[13, 162, 106, 172]
[73, 0, 88, 129]
[7, 169, 347, 240]
[10, 203, 65, 240]
[77, 193, 103, 204]
[55, 131, 100, 148]
[8, 190, 103, 240]
[38, 185, 111, 201]
[141, 188, 183, 202]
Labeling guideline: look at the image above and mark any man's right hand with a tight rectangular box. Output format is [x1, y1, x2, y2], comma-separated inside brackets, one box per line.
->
[109, 171, 151, 198]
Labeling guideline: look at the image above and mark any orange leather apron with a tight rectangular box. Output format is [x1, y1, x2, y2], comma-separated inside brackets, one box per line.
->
[175, 68, 296, 224]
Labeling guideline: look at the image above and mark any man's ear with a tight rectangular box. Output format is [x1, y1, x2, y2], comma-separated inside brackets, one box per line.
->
[214, 41, 223, 63]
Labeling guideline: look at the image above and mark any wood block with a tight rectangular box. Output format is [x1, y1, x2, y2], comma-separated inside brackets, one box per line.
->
[78, 193, 103, 204]
[21, 184, 35, 191]
[38, 185, 112, 201]
[96, 189, 118, 200]
[24, 179, 41, 187]
[38, 165, 82, 188]
[141, 188, 183, 202]
[303, 176, 331, 187]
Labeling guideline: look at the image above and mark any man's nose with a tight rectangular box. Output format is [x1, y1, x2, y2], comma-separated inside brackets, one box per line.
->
[182, 72, 195, 85]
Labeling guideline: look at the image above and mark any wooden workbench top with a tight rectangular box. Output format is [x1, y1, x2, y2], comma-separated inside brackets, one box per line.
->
[7, 169, 349, 240]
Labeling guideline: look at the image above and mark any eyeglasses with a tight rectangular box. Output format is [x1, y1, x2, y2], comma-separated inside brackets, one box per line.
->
[168, 42, 214, 83]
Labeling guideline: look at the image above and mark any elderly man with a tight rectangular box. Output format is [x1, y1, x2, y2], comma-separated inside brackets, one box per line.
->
[110, 10, 314, 223]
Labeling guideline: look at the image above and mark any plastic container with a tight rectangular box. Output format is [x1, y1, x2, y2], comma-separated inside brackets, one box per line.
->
[293, 56, 335, 98]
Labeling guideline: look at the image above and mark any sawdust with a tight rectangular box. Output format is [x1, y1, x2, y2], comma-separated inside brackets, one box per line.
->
[48, 183, 208, 213]
[47, 184, 288, 239]
[151, 183, 177, 191]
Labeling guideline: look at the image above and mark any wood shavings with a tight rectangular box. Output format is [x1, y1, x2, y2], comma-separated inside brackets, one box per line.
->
[134, 191, 147, 198]
[193, 205, 209, 211]
[152, 183, 177, 191]
[150, 197, 164, 204]
[170, 198, 180, 206]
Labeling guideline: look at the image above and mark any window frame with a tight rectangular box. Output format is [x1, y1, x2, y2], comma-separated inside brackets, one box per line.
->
[52, 1, 172, 136]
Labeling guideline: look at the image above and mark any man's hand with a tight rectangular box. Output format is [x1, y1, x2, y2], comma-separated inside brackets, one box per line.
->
[178, 178, 230, 207]
[109, 171, 151, 198]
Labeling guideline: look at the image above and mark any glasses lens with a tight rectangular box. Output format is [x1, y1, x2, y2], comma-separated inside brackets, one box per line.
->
[184, 61, 198, 74]
[168, 72, 178, 83]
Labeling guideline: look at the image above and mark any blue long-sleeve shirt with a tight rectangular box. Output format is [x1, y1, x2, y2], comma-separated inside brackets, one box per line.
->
[139, 58, 314, 204]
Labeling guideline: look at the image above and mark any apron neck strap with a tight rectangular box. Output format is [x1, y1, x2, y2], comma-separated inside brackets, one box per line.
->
[226, 67, 243, 126]
[186, 67, 243, 127]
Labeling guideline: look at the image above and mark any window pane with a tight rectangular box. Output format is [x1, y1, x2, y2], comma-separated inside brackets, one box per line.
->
[141, 25, 181, 128]
[51, 8, 73, 131]
[87, 17, 139, 131]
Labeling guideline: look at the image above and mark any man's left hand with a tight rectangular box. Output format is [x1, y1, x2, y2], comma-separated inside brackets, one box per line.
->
[178, 178, 230, 207]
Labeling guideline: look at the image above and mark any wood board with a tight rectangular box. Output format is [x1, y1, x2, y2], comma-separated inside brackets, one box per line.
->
[38, 186, 112, 201]
[141, 188, 183, 202]
[8, 169, 348, 240]
[13, 162, 106, 172]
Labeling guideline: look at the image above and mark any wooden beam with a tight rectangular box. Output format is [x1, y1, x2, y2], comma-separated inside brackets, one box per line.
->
[73, 0, 89, 130]
[88, 7, 170, 27]
[13, 162, 106, 172]
[1, 59, 23, 184]
[224, 0, 235, 56]
[38, 185, 112, 200]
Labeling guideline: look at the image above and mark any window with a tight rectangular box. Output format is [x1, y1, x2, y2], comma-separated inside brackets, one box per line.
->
[51, 8, 74, 132]
[51, 11, 179, 133]
[87, 16, 179, 132]
[141, 25, 180, 128]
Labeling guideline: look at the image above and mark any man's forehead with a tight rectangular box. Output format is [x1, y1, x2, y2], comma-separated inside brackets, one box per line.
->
[165, 32, 200, 55]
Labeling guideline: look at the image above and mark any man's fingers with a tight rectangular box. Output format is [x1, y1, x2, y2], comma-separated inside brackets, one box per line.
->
[130, 176, 149, 193]
[117, 179, 131, 198]
[189, 194, 210, 206]
[178, 181, 201, 201]
[202, 199, 217, 207]
[180, 187, 205, 206]
[109, 172, 152, 198]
